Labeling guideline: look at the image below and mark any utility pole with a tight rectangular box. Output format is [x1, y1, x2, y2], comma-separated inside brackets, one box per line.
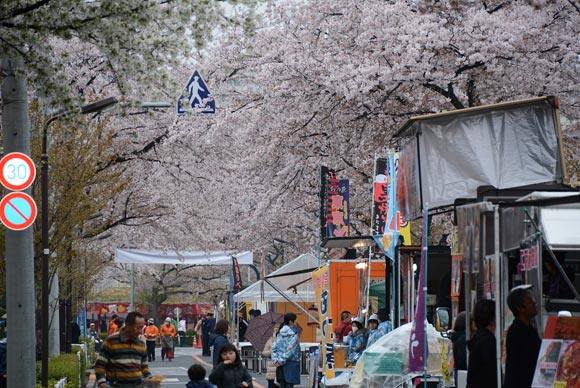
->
[1, 58, 37, 387]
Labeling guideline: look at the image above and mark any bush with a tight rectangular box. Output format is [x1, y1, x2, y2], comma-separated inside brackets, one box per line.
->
[36, 346, 85, 388]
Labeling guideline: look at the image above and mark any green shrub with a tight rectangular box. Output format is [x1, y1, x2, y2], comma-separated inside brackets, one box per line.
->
[36, 347, 85, 388]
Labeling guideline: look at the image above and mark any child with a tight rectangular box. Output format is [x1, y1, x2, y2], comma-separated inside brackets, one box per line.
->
[186, 364, 212, 388]
[209, 343, 253, 388]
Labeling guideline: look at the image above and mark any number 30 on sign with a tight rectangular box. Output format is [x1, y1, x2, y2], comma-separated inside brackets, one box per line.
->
[0, 152, 37, 191]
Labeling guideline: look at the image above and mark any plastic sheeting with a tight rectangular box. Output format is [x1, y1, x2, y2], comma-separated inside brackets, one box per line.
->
[395, 98, 563, 219]
[350, 322, 451, 388]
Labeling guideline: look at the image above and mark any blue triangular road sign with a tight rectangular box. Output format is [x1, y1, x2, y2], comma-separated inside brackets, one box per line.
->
[177, 70, 215, 115]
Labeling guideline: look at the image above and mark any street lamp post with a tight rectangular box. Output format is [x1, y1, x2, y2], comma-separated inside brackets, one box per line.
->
[40, 97, 118, 387]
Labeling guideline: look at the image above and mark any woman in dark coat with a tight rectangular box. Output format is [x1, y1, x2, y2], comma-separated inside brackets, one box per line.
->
[466, 299, 497, 388]
[209, 319, 230, 367]
[209, 343, 253, 388]
[451, 312, 467, 381]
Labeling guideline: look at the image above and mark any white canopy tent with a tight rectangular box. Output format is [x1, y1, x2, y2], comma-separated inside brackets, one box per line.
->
[115, 249, 253, 265]
[114, 248, 253, 313]
[234, 253, 319, 303]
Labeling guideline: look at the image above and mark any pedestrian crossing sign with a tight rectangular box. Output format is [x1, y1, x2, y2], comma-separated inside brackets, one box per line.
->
[177, 70, 215, 115]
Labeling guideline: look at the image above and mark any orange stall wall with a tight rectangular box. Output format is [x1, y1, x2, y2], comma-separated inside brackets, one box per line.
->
[329, 260, 387, 325]
[274, 302, 318, 343]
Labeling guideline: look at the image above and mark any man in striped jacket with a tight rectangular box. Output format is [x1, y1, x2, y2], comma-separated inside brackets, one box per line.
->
[95, 311, 152, 388]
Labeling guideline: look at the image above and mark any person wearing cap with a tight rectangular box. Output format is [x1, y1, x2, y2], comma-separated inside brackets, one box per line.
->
[89, 322, 102, 352]
[160, 317, 177, 361]
[504, 285, 541, 388]
[201, 312, 216, 357]
[143, 318, 159, 362]
[366, 314, 380, 348]
[346, 317, 367, 365]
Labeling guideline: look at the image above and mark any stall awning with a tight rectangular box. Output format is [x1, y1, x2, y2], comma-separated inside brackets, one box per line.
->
[541, 208, 580, 251]
[516, 191, 580, 251]
[234, 253, 318, 302]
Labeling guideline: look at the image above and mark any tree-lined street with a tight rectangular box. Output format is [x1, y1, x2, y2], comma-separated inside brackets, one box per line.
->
[2, 0, 580, 386]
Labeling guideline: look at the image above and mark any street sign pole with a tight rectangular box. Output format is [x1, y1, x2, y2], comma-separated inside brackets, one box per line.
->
[1, 57, 37, 388]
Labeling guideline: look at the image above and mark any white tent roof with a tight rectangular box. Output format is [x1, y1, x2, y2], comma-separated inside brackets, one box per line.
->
[234, 253, 319, 303]
[115, 249, 253, 265]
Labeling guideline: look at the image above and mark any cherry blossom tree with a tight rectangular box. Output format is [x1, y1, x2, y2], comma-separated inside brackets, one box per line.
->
[172, 0, 580, 250]
[84, 2, 580, 302]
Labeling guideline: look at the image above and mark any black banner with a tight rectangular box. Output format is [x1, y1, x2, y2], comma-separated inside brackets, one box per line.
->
[319, 166, 336, 240]
[231, 256, 242, 294]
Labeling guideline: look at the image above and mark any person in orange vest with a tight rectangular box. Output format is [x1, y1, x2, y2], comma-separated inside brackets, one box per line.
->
[107, 314, 120, 336]
[143, 318, 159, 362]
[160, 317, 177, 361]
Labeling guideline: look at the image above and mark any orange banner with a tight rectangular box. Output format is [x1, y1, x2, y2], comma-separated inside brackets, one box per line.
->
[313, 266, 335, 378]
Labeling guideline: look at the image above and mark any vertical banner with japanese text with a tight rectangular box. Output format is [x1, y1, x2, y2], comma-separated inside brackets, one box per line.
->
[319, 166, 336, 240]
[231, 256, 242, 294]
[313, 266, 335, 379]
[373, 150, 411, 258]
[327, 178, 350, 238]
[371, 157, 388, 235]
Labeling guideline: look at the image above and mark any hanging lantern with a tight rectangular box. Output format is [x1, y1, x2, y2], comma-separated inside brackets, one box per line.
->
[307, 304, 319, 326]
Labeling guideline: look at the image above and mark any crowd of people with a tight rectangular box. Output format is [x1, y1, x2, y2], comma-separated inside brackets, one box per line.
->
[333, 308, 393, 365]
[91, 285, 545, 388]
[92, 310, 302, 388]
[454, 285, 541, 388]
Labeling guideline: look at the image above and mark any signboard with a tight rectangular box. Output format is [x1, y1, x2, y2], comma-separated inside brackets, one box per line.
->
[0, 191, 37, 231]
[327, 179, 350, 237]
[0, 152, 36, 191]
[77, 308, 87, 337]
[319, 166, 335, 240]
[313, 266, 335, 379]
[177, 70, 215, 114]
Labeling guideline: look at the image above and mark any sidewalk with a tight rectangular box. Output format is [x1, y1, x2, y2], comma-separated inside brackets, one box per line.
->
[85, 370, 96, 388]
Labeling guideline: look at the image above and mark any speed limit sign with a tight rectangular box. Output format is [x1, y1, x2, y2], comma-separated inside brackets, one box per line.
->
[0, 152, 36, 191]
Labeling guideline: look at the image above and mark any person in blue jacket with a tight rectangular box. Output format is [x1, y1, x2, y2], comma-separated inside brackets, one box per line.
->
[346, 317, 367, 365]
[272, 313, 300, 388]
[209, 319, 230, 367]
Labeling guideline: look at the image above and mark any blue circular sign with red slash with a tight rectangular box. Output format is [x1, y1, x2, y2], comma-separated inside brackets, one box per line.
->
[0, 152, 36, 191]
[0, 192, 37, 231]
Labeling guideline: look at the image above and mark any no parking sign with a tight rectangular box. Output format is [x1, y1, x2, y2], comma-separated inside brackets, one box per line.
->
[0, 192, 37, 231]
[0, 152, 38, 230]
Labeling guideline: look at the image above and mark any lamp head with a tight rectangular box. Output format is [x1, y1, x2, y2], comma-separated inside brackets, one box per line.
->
[81, 97, 118, 114]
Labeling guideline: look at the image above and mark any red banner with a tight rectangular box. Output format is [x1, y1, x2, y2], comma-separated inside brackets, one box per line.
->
[87, 302, 213, 320]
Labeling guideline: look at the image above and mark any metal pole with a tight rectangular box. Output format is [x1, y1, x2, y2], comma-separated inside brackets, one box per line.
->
[41, 113, 64, 386]
[40, 97, 117, 384]
[494, 206, 502, 388]
[130, 264, 135, 312]
[2, 57, 37, 388]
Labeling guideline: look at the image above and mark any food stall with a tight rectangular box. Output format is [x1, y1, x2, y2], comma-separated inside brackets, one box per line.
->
[392, 95, 580, 387]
